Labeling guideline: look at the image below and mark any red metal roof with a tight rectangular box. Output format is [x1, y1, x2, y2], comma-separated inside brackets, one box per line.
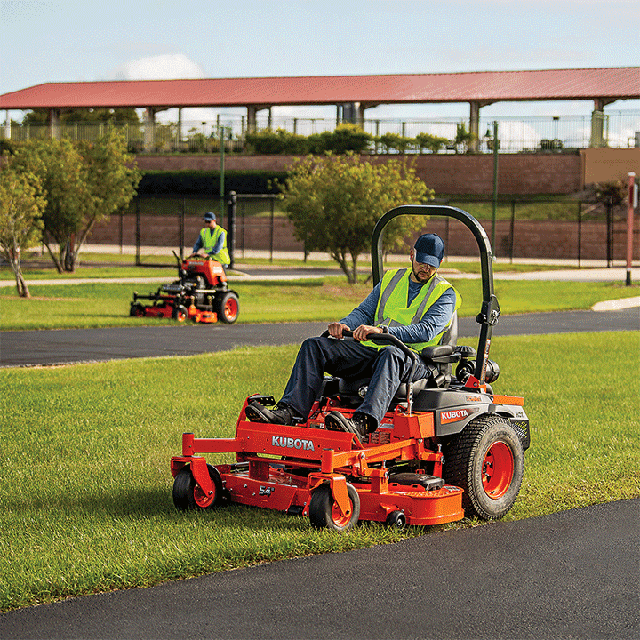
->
[1, 68, 638, 110]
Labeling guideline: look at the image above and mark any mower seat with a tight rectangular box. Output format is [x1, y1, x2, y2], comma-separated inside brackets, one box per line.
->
[396, 310, 459, 393]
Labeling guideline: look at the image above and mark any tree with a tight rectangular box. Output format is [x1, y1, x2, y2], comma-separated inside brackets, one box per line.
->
[281, 153, 433, 283]
[73, 129, 141, 271]
[0, 163, 46, 298]
[12, 129, 140, 272]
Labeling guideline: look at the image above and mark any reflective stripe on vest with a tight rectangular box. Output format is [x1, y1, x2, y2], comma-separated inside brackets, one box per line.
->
[200, 226, 230, 264]
[363, 268, 460, 351]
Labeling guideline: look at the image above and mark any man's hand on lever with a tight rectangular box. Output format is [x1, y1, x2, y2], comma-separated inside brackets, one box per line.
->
[327, 323, 383, 341]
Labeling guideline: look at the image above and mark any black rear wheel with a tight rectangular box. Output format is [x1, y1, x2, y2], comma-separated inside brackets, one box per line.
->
[217, 292, 239, 324]
[443, 415, 524, 520]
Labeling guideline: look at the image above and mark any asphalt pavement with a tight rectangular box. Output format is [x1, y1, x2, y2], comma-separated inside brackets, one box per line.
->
[2, 499, 638, 639]
[1, 307, 638, 367]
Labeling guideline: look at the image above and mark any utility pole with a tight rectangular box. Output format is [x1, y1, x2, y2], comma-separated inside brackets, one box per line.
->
[219, 126, 226, 223]
[627, 172, 637, 286]
[491, 121, 499, 254]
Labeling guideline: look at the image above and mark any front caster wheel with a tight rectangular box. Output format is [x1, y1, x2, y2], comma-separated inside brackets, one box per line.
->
[386, 510, 406, 529]
[172, 464, 223, 511]
[308, 483, 360, 532]
[172, 305, 188, 322]
[130, 303, 145, 317]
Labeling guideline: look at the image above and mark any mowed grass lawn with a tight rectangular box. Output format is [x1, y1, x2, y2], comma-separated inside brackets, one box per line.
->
[1, 277, 639, 330]
[1, 332, 639, 611]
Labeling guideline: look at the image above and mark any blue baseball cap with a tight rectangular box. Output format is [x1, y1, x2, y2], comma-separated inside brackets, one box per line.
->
[203, 212, 216, 222]
[414, 234, 445, 267]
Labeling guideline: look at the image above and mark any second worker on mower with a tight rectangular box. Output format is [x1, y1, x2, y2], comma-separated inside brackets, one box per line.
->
[190, 212, 230, 266]
[245, 233, 461, 442]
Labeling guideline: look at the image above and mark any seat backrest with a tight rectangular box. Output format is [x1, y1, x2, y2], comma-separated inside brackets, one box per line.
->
[440, 310, 458, 347]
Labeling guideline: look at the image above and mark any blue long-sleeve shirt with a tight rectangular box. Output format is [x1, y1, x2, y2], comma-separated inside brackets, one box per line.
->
[193, 228, 226, 256]
[340, 277, 457, 345]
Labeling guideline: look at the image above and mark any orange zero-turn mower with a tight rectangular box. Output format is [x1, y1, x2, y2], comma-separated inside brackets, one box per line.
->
[170, 205, 530, 531]
[130, 253, 239, 324]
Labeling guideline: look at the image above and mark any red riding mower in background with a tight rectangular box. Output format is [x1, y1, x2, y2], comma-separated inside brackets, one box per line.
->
[170, 205, 530, 531]
[130, 252, 239, 324]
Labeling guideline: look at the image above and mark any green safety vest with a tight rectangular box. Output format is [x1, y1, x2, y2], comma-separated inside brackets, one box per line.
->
[199, 226, 230, 264]
[362, 268, 461, 351]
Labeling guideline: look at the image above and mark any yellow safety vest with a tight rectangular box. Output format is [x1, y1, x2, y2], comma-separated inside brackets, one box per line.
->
[199, 226, 230, 264]
[362, 268, 461, 351]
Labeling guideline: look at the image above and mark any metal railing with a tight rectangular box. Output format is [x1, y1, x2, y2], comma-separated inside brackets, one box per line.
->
[2, 111, 638, 153]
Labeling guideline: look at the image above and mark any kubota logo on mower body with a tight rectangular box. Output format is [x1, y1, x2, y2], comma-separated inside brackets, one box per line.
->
[440, 409, 469, 424]
[272, 435, 315, 451]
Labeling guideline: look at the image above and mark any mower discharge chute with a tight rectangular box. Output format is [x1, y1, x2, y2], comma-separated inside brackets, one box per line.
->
[130, 253, 239, 324]
[171, 205, 530, 530]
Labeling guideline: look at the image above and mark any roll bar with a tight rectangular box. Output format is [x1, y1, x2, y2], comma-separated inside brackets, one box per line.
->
[371, 205, 500, 384]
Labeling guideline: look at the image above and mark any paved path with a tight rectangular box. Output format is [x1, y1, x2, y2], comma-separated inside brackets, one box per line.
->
[1, 499, 638, 639]
[1, 307, 638, 367]
[1, 266, 639, 286]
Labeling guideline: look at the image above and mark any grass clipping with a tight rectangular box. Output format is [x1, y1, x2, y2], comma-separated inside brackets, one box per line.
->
[1, 333, 639, 611]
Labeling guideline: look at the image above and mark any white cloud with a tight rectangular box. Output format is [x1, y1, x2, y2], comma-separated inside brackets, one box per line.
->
[113, 53, 204, 81]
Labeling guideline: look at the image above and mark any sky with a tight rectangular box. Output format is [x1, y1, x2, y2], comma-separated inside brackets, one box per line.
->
[1, 0, 639, 127]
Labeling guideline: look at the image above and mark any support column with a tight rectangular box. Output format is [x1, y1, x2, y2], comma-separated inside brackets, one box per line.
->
[247, 105, 257, 132]
[469, 101, 480, 153]
[589, 98, 615, 148]
[246, 105, 271, 132]
[3, 110, 11, 140]
[468, 101, 495, 153]
[49, 108, 61, 140]
[339, 102, 364, 125]
[144, 107, 156, 152]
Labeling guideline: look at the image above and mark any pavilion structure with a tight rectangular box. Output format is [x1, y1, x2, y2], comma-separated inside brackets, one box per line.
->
[1, 67, 638, 151]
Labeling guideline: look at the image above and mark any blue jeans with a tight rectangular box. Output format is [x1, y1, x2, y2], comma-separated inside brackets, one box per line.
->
[280, 336, 434, 427]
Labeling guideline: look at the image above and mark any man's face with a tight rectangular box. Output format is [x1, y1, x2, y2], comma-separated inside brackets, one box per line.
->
[410, 250, 437, 283]
[204, 218, 216, 228]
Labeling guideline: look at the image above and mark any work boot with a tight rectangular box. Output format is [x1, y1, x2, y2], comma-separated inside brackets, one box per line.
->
[324, 411, 375, 442]
[245, 401, 295, 426]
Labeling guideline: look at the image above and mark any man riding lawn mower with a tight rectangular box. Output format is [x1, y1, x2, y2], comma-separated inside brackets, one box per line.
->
[171, 205, 530, 531]
[245, 230, 459, 441]
[130, 253, 239, 324]
[131, 211, 237, 324]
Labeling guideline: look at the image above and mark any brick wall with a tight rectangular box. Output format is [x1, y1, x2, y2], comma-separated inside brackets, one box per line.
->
[89, 213, 638, 261]
[88, 152, 638, 260]
[135, 153, 582, 196]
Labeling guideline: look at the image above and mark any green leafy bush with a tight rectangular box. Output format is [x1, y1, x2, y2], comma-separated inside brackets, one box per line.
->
[244, 128, 309, 155]
[415, 132, 449, 154]
[376, 132, 415, 154]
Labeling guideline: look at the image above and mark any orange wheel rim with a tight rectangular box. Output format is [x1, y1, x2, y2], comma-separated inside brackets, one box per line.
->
[482, 441, 514, 499]
[194, 484, 214, 508]
[225, 299, 238, 320]
[331, 499, 352, 527]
